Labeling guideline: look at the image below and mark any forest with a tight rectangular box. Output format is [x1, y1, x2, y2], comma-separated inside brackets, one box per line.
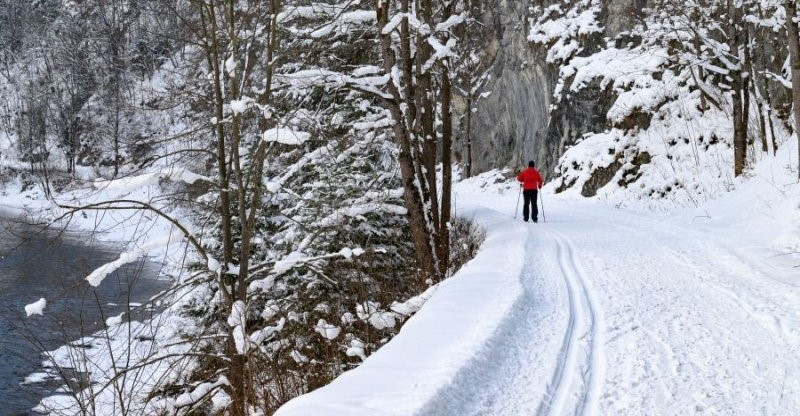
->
[1, 0, 799, 415]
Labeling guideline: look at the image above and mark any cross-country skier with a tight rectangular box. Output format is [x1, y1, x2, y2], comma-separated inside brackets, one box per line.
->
[516, 161, 543, 223]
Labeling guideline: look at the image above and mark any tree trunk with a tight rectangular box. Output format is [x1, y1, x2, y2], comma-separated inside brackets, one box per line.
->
[786, 0, 800, 179]
[376, 2, 438, 281]
[742, 27, 751, 152]
[224, 0, 250, 412]
[200, 1, 242, 412]
[439, 62, 453, 278]
[729, 1, 746, 176]
[416, 0, 441, 269]
[465, 94, 473, 178]
[755, 2, 776, 154]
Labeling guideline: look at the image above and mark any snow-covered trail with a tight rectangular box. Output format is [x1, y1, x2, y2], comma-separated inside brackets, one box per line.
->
[277, 180, 800, 416]
[425, 196, 800, 415]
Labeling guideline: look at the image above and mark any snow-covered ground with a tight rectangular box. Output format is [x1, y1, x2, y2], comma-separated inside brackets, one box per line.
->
[277, 143, 800, 415]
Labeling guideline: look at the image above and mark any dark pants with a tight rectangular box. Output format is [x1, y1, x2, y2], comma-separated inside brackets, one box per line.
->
[523, 189, 538, 222]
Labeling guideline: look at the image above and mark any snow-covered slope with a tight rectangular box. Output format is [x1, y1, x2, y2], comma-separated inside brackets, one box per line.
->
[524, 0, 796, 211]
[276, 144, 799, 415]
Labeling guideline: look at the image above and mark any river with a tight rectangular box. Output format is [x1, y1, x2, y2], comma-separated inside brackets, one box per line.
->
[0, 217, 169, 415]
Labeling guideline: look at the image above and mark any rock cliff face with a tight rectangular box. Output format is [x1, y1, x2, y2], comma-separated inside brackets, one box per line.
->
[464, 0, 643, 179]
[464, 0, 557, 177]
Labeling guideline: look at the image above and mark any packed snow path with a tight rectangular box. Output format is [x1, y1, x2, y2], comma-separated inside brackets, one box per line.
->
[278, 189, 800, 416]
[423, 198, 800, 415]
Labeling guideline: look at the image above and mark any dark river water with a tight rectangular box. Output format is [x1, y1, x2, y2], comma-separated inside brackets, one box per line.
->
[0, 218, 169, 415]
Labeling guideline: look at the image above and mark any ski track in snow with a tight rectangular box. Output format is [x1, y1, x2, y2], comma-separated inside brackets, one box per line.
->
[540, 228, 605, 416]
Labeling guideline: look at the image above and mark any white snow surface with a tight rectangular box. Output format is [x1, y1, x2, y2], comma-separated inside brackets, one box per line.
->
[93, 167, 210, 194]
[314, 319, 341, 340]
[277, 152, 800, 415]
[85, 233, 179, 287]
[262, 127, 311, 145]
[25, 298, 47, 317]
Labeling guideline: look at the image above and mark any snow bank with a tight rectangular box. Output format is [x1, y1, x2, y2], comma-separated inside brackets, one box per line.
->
[678, 140, 800, 273]
[276, 188, 528, 416]
[85, 233, 179, 287]
[93, 168, 210, 194]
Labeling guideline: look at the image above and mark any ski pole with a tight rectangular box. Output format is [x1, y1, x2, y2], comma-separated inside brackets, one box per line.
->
[539, 189, 546, 223]
[514, 186, 522, 218]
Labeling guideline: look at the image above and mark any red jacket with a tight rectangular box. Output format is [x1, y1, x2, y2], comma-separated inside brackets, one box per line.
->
[517, 167, 543, 190]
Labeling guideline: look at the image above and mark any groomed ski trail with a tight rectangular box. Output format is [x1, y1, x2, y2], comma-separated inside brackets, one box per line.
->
[276, 189, 800, 416]
[424, 196, 799, 416]
[418, 208, 608, 416]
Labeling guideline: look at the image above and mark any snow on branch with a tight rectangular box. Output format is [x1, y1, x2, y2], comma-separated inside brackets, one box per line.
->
[381, 13, 405, 35]
[314, 319, 341, 340]
[228, 300, 248, 354]
[424, 37, 458, 71]
[435, 13, 466, 33]
[229, 96, 255, 115]
[85, 233, 180, 287]
[249, 317, 286, 346]
[171, 377, 229, 409]
[262, 128, 311, 146]
[766, 71, 793, 89]
[311, 10, 377, 38]
[275, 68, 392, 100]
[270, 247, 366, 276]
[270, 145, 330, 190]
[316, 203, 408, 229]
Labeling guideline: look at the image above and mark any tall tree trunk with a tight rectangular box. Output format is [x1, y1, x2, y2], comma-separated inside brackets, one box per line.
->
[786, 0, 800, 179]
[376, 2, 437, 281]
[747, 31, 768, 153]
[439, 61, 453, 278]
[398, 0, 436, 265]
[465, 94, 473, 178]
[223, 1, 249, 413]
[417, 0, 441, 271]
[755, 2, 777, 154]
[742, 27, 751, 152]
[729, 1, 746, 176]
[199, 1, 242, 413]
[199, 1, 233, 304]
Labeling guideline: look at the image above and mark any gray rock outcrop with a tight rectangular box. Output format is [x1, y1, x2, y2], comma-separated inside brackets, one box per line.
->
[462, 0, 557, 177]
[462, 0, 644, 180]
